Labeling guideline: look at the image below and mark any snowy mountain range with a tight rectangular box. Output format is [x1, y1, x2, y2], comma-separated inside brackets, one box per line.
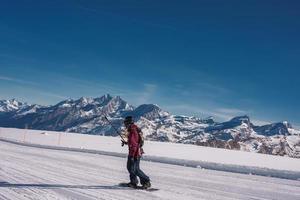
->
[0, 95, 299, 158]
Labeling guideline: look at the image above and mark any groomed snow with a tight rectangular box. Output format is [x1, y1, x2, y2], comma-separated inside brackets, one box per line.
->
[1, 140, 300, 200]
[0, 127, 300, 180]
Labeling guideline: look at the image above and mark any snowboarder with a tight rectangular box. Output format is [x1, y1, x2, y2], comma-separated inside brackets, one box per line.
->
[122, 116, 151, 189]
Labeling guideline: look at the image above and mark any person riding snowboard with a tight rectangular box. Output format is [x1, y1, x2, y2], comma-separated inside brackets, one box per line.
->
[122, 116, 151, 189]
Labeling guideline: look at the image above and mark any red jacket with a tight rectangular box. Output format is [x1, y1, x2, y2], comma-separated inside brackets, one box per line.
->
[127, 124, 142, 158]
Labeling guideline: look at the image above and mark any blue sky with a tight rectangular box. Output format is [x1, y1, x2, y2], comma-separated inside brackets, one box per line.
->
[0, 0, 300, 127]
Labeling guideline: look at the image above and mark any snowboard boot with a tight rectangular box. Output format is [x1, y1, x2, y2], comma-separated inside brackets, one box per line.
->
[141, 181, 151, 189]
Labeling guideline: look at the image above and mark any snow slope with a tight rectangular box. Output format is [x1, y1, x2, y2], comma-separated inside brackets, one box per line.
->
[1, 140, 300, 200]
[0, 127, 300, 180]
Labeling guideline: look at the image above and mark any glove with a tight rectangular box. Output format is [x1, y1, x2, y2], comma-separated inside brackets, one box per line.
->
[140, 147, 145, 155]
[121, 141, 128, 146]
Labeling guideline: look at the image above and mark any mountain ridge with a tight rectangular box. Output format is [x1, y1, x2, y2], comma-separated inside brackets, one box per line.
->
[0, 95, 299, 158]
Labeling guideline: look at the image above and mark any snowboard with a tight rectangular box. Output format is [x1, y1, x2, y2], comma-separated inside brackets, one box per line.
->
[118, 182, 159, 192]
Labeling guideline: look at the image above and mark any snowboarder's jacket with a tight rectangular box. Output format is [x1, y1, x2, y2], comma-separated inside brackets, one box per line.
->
[127, 124, 142, 158]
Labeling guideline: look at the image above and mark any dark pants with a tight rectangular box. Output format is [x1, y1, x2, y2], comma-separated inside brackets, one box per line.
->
[127, 156, 150, 185]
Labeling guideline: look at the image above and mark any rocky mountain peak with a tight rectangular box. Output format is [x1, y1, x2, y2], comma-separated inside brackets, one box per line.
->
[129, 104, 169, 121]
[0, 99, 27, 112]
[94, 94, 113, 106]
[253, 121, 293, 136]
[230, 115, 250, 125]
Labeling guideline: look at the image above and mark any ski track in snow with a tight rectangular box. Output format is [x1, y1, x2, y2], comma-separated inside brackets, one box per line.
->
[0, 141, 300, 200]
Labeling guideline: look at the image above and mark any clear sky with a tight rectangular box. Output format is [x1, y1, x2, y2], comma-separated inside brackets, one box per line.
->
[0, 0, 299, 127]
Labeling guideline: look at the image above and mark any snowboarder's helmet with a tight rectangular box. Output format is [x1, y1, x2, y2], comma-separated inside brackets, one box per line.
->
[124, 116, 133, 126]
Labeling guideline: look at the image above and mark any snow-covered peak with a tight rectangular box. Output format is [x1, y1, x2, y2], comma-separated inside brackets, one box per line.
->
[100, 95, 133, 115]
[110, 96, 129, 108]
[130, 104, 169, 121]
[230, 115, 251, 125]
[253, 121, 292, 136]
[103, 93, 113, 99]
[54, 99, 75, 108]
[0, 99, 28, 112]
[17, 104, 42, 115]
[76, 97, 95, 106]
[205, 115, 251, 132]
[282, 121, 293, 129]
[94, 94, 113, 106]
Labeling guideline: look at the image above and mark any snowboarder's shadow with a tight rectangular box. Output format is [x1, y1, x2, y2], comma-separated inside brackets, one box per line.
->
[0, 182, 129, 190]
